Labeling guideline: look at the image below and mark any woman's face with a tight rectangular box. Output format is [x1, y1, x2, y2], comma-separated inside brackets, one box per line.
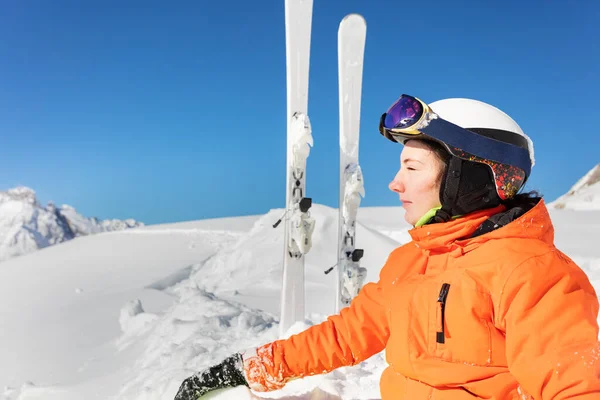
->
[388, 140, 445, 226]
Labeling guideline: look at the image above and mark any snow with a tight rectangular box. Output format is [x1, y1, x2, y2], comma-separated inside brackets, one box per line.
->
[0, 186, 598, 399]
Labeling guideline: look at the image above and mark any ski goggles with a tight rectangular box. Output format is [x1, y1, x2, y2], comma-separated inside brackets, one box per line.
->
[378, 94, 532, 177]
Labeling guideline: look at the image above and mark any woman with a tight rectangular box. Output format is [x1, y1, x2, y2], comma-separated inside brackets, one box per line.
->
[175, 95, 600, 400]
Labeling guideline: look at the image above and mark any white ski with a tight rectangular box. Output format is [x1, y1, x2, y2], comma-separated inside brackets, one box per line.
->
[277, 0, 314, 336]
[336, 14, 367, 312]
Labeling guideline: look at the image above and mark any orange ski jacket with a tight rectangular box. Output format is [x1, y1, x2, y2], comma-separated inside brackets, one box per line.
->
[243, 200, 600, 399]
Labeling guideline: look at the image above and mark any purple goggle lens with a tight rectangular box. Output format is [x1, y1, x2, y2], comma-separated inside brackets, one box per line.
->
[383, 95, 424, 130]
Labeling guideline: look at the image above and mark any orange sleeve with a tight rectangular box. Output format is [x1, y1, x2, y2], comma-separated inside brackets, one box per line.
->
[243, 277, 390, 392]
[497, 250, 600, 399]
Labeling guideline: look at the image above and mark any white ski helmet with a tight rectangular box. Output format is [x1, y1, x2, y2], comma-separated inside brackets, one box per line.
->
[379, 95, 536, 220]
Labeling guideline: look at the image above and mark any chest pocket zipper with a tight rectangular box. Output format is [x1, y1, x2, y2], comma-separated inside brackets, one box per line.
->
[437, 283, 451, 344]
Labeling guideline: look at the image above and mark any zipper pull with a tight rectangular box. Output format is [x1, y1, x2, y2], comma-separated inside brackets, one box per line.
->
[437, 283, 451, 344]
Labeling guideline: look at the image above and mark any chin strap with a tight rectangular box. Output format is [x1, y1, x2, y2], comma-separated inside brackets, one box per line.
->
[430, 208, 452, 223]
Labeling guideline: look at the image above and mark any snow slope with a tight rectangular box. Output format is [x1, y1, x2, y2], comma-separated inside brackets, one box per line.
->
[0, 186, 143, 263]
[1, 197, 598, 399]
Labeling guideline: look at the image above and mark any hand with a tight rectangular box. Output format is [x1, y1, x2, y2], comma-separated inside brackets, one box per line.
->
[174, 353, 249, 400]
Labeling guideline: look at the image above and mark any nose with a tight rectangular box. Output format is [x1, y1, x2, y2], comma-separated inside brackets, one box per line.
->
[388, 169, 404, 193]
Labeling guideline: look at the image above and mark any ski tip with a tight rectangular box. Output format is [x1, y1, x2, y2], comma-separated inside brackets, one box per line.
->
[338, 13, 366, 37]
[340, 13, 366, 26]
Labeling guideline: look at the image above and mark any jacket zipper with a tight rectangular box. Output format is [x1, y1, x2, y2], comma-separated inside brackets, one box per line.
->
[436, 283, 451, 344]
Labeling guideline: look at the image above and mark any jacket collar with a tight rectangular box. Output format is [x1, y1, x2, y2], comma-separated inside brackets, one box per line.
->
[408, 199, 554, 252]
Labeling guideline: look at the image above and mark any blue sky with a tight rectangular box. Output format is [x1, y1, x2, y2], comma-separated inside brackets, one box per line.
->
[1, 1, 598, 224]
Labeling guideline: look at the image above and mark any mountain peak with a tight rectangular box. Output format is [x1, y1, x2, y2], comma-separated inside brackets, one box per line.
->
[570, 163, 600, 193]
[550, 163, 600, 210]
[0, 186, 38, 206]
[0, 186, 144, 262]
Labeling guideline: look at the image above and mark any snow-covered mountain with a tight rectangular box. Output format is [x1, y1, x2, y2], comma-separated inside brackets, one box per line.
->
[0, 186, 143, 262]
[549, 163, 600, 210]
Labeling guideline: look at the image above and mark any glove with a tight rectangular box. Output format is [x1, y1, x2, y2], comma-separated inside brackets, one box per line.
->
[174, 353, 249, 400]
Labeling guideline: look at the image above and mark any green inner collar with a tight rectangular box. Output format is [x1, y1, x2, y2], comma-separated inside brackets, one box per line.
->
[415, 206, 442, 227]
[414, 206, 462, 227]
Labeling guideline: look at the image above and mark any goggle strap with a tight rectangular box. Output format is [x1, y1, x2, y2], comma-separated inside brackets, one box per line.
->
[420, 118, 531, 177]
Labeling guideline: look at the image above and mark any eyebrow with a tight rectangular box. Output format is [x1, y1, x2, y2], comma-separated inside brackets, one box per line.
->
[402, 158, 424, 164]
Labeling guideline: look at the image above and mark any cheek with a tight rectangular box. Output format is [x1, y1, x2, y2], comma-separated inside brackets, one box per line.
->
[428, 178, 441, 193]
[414, 175, 442, 202]
[415, 176, 439, 193]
